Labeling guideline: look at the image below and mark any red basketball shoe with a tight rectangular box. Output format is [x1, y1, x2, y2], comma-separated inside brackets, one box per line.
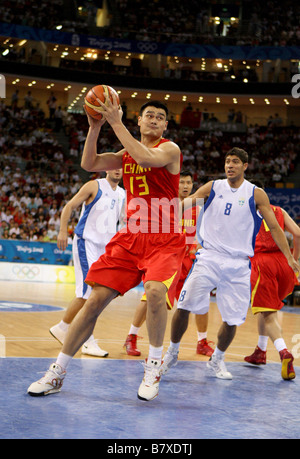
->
[196, 338, 214, 357]
[279, 349, 296, 380]
[244, 346, 267, 365]
[124, 334, 141, 356]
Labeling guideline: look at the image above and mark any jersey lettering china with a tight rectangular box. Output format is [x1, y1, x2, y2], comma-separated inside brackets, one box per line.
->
[181, 206, 199, 246]
[122, 138, 182, 233]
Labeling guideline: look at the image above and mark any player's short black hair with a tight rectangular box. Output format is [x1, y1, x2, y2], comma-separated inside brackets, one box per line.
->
[225, 147, 248, 164]
[139, 100, 169, 118]
[180, 170, 193, 180]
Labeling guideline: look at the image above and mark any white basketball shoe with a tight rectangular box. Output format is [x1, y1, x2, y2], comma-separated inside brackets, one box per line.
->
[207, 353, 232, 379]
[160, 347, 179, 375]
[27, 363, 66, 396]
[81, 339, 109, 357]
[138, 359, 162, 401]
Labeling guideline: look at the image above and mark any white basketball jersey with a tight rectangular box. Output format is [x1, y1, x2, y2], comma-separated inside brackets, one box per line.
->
[75, 178, 126, 247]
[196, 179, 262, 258]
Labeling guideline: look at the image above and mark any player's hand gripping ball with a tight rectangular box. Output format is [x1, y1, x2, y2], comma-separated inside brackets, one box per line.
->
[84, 84, 120, 120]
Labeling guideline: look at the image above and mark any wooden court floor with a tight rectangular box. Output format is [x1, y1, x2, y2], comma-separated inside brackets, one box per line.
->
[1, 280, 300, 439]
[1, 279, 300, 366]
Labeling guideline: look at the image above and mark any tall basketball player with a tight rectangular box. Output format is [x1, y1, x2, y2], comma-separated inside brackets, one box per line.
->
[27, 97, 186, 402]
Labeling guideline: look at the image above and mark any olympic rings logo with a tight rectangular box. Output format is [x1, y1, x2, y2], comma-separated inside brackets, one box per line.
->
[12, 265, 40, 280]
[137, 42, 158, 53]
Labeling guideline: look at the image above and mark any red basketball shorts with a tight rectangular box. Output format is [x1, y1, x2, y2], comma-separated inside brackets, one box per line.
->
[251, 251, 298, 313]
[85, 229, 186, 296]
[141, 244, 196, 309]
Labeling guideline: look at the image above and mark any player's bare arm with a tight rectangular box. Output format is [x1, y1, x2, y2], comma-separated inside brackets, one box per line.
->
[97, 94, 180, 172]
[81, 109, 124, 172]
[181, 181, 213, 212]
[57, 181, 98, 250]
[255, 187, 300, 274]
[282, 208, 300, 261]
[131, 140, 181, 171]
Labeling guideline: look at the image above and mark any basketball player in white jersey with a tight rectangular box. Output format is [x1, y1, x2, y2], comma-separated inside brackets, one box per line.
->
[50, 169, 125, 357]
[161, 147, 300, 380]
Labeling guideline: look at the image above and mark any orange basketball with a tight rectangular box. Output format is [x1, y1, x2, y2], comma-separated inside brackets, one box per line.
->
[84, 84, 120, 120]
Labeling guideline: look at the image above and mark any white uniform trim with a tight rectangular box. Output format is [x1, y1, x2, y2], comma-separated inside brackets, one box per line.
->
[73, 179, 126, 299]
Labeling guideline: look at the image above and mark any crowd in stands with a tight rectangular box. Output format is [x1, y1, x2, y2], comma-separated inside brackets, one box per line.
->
[0, 0, 65, 31]
[58, 57, 259, 84]
[1, 0, 299, 47]
[107, 0, 300, 46]
[2, 0, 298, 85]
[0, 94, 299, 242]
[0, 98, 85, 243]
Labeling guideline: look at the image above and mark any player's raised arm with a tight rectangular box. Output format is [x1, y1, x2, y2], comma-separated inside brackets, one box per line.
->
[81, 109, 123, 172]
[98, 95, 180, 171]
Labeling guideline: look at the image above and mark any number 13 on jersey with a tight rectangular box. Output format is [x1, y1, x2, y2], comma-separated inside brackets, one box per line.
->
[129, 175, 149, 196]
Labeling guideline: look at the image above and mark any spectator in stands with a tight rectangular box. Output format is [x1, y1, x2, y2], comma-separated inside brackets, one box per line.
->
[11, 90, 19, 109]
[24, 91, 34, 110]
[47, 92, 57, 120]
[48, 212, 61, 231]
[9, 221, 20, 237]
[47, 223, 58, 241]
[0, 96, 299, 245]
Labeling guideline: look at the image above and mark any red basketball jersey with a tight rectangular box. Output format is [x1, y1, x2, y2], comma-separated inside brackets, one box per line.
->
[181, 206, 199, 245]
[122, 138, 182, 233]
[254, 205, 284, 253]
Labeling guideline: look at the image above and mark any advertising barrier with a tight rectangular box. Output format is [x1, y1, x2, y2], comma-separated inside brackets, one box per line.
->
[0, 240, 73, 265]
[0, 261, 75, 283]
[0, 22, 299, 60]
[265, 188, 300, 222]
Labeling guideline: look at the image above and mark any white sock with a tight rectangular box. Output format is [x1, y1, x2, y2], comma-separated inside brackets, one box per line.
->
[169, 341, 180, 352]
[197, 331, 207, 341]
[59, 320, 69, 332]
[148, 345, 163, 362]
[213, 346, 225, 359]
[274, 338, 286, 353]
[258, 335, 269, 352]
[129, 325, 140, 335]
[56, 352, 72, 371]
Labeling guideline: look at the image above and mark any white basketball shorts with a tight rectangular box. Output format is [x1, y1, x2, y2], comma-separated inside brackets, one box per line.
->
[177, 249, 251, 326]
[73, 234, 106, 300]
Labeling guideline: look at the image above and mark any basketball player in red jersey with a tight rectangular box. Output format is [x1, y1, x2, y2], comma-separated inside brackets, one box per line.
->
[124, 170, 214, 357]
[27, 97, 186, 401]
[245, 205, 300, 380]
